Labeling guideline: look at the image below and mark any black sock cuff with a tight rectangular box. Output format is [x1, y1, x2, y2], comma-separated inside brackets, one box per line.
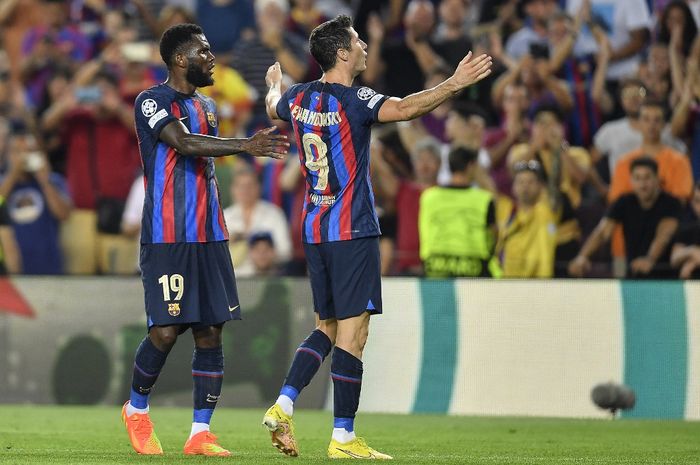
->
[135, 336, 168, 373]
[332, 347, 363, 377]
[306, 329, 333, 359]
[193, 346, 224, 371]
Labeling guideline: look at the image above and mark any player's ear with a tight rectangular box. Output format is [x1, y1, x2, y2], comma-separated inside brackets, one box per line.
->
[175, 52, 186, 69]
[337, 48, 349, 63]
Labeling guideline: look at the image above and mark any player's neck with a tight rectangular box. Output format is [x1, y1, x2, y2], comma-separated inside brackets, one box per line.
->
[165, 75, 197, 95]
[320, 69, 354, 87]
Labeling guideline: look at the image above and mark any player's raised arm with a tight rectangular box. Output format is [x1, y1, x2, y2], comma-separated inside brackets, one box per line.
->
[159, 119, 289, 159]
[265, 62, 283, 120]
[377, 52, 493, 123]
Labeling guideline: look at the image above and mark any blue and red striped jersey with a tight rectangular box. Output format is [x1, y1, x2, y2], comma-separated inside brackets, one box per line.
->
[134, 84, 228, 244]
[276, 81, 388, 244]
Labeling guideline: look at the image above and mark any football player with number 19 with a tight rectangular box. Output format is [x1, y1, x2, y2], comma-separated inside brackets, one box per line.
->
[263, 14, 492, 460]
[123, 23, 288, 456]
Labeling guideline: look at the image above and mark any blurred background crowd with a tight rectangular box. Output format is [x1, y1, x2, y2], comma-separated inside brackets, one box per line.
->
[0, 0, 699, 279]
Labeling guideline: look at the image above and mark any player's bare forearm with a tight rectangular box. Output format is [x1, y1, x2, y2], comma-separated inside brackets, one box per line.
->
[266, 86, 282, 120]
[392, 79, 462, 121]
[379, 52, 492, 123]
[160, 121, 288, 159]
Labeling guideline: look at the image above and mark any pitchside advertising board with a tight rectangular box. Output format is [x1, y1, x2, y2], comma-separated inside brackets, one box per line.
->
[1, 278, 699, 420]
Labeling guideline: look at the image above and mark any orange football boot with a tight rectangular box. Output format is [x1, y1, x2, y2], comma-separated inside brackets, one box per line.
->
[121, 401, 163, 455]
[183, 431, 232, 457]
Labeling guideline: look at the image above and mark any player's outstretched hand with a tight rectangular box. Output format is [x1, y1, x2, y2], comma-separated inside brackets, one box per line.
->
[266, 62, 283, 88]
[450, 52, 493, 90]
[246, 126, 289, 159]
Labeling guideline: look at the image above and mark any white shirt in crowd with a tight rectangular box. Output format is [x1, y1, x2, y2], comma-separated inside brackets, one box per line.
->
[594, 119, 687, 175]
[223, 200, 291, 276]
[567, 0, 651, 80]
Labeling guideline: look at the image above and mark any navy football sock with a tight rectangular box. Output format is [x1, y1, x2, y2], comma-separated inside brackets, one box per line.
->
[331, 347, 363, 429]
[192, 346, 224, 425]
[130, 336, 169, 409]
[281, 329, 332, 398]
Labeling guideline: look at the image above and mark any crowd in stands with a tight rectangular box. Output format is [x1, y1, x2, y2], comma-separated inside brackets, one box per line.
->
[0, 0, 699, 280]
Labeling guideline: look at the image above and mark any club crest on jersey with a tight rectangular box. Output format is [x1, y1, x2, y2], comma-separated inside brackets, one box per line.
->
[206, 112, 217, 127]
[168, 303, 181, 316]
[357, 87, 376, 100]
[141, 99, 158, 117]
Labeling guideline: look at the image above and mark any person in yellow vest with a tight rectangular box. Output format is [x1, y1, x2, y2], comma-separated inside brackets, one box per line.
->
[497, 160, 557, 278]
[419, 147, 500, 277]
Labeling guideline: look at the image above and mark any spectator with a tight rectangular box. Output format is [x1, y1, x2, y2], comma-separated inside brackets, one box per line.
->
[20, 0, 92, 110]
[566, 0, 651, 83]
[372, 136, 441, 276]
[419, 147, 499, 278]
[243, 231, 281, 277]
[671, 182, 700, 278]
[484, 82, 530, 196]
[0, 193, 21, 274]
[364, 1, 444, 97]
[504, 0, 558, 60]
[432, 0, 474, 71]
[196, 0, 255, 65]
[657, 0, 698, 58]
[609, 99, 693, 203]
[232, 0, 308, 132]
[547, 8, 613, 146]
[508, 105, 589, 274]
[41, 69, 141, 274]
[440, 102, 493, 184]
[670, 60, 700, 180]
[491, 52, 574, 117]
[593, 79, 685, 187]
[0, 128, 71, 274]
[120, 173, 144, 273]
[223, 167, 291, 273]
[508, 105, 590, 208]
[498, 160, 557, 278]
[288, 0, 329, 41]
[569, 157, 680, 278]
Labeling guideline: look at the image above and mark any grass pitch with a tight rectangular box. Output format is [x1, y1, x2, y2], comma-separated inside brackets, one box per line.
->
[0, 406, 698, 464]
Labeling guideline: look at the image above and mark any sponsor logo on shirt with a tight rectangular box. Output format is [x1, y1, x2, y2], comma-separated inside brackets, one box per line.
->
[310, 193, 337, 206]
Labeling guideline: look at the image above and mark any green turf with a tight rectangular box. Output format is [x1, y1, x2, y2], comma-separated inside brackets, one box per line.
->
[0, 406, 699, 464]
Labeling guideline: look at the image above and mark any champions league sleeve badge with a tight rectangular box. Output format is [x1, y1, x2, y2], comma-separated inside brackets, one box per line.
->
[357, 87, 376, 100]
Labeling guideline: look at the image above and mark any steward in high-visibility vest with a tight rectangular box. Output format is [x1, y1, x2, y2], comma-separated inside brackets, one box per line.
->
[419, 147, 500, 277]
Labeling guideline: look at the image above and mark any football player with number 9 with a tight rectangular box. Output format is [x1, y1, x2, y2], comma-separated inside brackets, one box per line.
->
[264, 14, 492, 460]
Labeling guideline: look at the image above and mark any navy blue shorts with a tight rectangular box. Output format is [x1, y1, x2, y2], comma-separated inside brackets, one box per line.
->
[303, 236, 382, 320]
[140, 241, 240, 330]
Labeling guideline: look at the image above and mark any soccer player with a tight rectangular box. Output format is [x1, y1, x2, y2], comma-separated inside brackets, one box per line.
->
[263, 14, 492, 459]
[122, 23, 288, 456]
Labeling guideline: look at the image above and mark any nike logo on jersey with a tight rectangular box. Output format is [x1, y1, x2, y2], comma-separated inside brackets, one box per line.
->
[178, 116, 189, 121]
[228, 305, 239, 312]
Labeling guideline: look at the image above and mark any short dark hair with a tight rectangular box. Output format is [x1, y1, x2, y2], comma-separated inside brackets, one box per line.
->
[448, 146, 478, 173]
[309, 15, 353, 72]
[630, 157, 658, 175]
[159, 23, 203, 68]
[532, 104, 564, 123]
[450, 101, 487, 122]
